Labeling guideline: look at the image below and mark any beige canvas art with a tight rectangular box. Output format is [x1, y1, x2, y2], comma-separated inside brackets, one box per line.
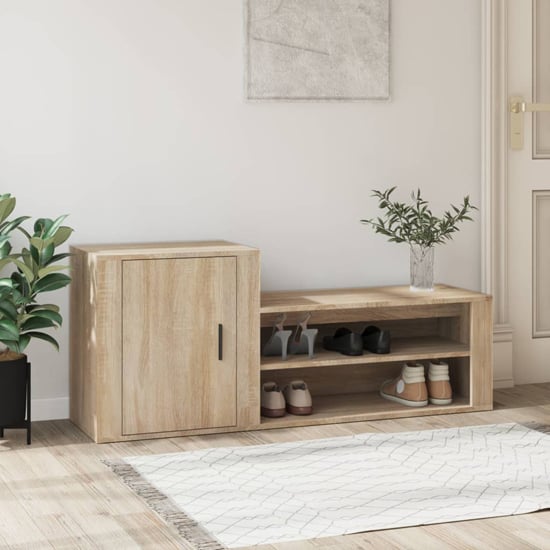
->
[246, 0, 390, 100]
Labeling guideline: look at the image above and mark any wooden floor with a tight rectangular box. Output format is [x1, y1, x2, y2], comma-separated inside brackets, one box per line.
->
[2, 384, 550, 549]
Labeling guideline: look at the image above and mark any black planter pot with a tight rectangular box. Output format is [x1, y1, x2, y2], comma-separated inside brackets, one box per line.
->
[0, 355, 31, 445]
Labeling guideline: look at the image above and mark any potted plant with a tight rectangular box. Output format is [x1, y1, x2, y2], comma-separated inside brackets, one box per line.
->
[0, 194, 73, 443]
[361, 187, 476, 291]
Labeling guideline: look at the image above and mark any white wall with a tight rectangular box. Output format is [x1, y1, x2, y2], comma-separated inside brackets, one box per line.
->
[0, 0, 481, 420]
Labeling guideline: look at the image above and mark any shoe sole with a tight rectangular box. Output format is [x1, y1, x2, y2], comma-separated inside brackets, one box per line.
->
[379, 391, 428, 407]
[286, 404, 313, 415]
[365, 346, 390, 354]
[324, 345, 363, 356]
[261, 407, 286, 418]
[429, 397, 453, 405]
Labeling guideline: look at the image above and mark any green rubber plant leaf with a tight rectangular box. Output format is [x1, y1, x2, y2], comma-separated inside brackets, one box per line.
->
[37, 265, 69, 279]
[29, 244, 40, 266]
[51, 226, 73, 247]
[11, 258, 35, 284]
[11, 271, 30, 297]
[31, 273, 71, 294]
[0, 241, 11, 260]
[2, 216, 30, 235]
[0, 196, 15, 224]
[2, 335, 30, 353]
[0, 257, 12, 271]
[26, 303, 60, 313]
[33, 218, 53, 237]
[0, 318, 19, 339]
[0, 301, 18, 321]
[47, 253, 71, 264]
[21, 250, 39, 279]
[21, 331, 59, 351]
[17, 334, 30, 352]
[40, 242, 55, 266]
[43, 215, 68, 239]
[21, 316, 56, 331]
[27, 308, 63, 326]
[30, 236, 54, 253]
[0, 277, 15, 288]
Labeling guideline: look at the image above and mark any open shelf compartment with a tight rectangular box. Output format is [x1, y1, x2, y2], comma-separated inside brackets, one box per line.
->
[260, 393, 473, 428]
[259, 356, 471, 428]
[257, 285, 493, 430]
[261, 335, 469, 371]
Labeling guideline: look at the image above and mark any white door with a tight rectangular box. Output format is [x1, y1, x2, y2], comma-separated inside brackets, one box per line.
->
[508, 0, 550, 383]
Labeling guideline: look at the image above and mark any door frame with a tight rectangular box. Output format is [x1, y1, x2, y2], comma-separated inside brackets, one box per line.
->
[481, 0, 514, 387]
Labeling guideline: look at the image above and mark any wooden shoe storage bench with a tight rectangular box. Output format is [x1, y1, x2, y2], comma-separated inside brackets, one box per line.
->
[70, 241, 493, 443]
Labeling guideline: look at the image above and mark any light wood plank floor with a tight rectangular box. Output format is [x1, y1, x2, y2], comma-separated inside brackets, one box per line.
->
[2, 384, 550, 550]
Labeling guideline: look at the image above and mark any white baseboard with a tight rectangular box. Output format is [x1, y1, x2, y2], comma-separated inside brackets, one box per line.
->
[493, 377, 514, 389]
[32, 397, 69, 421]
[493, 324, 514, 388]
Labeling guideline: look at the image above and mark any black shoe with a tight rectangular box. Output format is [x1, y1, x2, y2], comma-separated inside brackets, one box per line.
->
[362, 325, 391, 354]
[323, 328, 364, 356]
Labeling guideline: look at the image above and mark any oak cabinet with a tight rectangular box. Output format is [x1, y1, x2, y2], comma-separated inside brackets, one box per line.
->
[70, 240, 493, 444]
[70, 242, 260, 443]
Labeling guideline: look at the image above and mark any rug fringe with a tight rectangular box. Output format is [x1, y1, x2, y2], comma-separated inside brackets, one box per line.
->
[103, 459, 226, 550]
[521, 422, 550, 435]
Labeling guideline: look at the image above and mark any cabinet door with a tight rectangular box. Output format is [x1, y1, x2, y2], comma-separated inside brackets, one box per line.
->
[122, 257, 237, 435]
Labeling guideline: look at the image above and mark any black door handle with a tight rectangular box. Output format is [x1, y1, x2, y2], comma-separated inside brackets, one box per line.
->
[218, 324, 223, 361]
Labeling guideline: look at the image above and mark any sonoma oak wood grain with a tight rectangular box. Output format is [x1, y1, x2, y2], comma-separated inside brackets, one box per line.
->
[70, 241, 260, 443]
[260, 285, 491, 314]
[259, 393, 474, 428]
[1, 384, 550, 550]
[258, 288, 492, 430]
[470, 298, 494, 409]
[71, 245, 491, 441]
[72, 240, 253, 256]
[236, 251, 261, 429]
[122, 257, 237, 435]
[260, 336, 470, 371]
[260, 303, 464, 328]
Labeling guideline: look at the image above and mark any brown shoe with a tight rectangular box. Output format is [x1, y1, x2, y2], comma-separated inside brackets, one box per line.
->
[427, 360, 453, 405]
[261, 382, 286, 417]
[283, 380, 313, 415]
[380, 363, 428, 407]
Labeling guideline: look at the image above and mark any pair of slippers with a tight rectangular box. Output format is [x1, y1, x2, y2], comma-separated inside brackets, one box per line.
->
[323, 325, 391, 356]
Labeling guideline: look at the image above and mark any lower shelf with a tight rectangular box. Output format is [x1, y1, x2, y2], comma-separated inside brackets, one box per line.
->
[259, 392, 473, 429]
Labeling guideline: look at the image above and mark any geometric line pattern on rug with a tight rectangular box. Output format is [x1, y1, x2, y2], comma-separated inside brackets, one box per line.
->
[120, 423, 550, 548]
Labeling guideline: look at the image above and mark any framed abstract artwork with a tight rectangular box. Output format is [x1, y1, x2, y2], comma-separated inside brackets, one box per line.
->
[246, 0, 390, 101]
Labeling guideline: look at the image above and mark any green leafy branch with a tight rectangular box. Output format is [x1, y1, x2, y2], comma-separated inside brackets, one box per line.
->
[0, 194, 73, 354]
[361, 187, 477, 247]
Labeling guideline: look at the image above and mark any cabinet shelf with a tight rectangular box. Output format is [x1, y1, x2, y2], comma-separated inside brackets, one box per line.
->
[261, 336, 470, 371]
[259, 284, 492, 431]
[259, 392, 473, 429]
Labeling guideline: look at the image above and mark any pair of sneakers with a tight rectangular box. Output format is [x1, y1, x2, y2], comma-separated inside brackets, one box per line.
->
[380, 360, 453, 407]
[261, 380, 313, 418]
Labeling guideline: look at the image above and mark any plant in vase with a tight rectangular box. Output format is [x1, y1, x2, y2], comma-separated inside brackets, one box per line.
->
[361, 187, 476, 291]
[0, 193, 73, 443]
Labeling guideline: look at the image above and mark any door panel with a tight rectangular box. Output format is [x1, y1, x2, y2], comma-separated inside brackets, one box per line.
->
[508, 0, 550, 382]
[533, 191, 550, 337]
[122, 257, 237, 434]
[533, 0, 550, 158]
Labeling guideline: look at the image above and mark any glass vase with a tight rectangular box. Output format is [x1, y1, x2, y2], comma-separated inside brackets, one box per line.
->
[410, 244, 434, 291]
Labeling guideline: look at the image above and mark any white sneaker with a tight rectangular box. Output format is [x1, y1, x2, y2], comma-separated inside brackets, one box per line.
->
[283, 380, 313, 415]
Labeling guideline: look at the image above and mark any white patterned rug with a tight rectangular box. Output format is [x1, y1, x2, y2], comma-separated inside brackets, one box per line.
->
[105, 423, 550, 549]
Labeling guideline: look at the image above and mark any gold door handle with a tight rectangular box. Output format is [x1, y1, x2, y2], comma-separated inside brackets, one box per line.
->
[510, 96, 550, 150]
[510, 99, 550, 113]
